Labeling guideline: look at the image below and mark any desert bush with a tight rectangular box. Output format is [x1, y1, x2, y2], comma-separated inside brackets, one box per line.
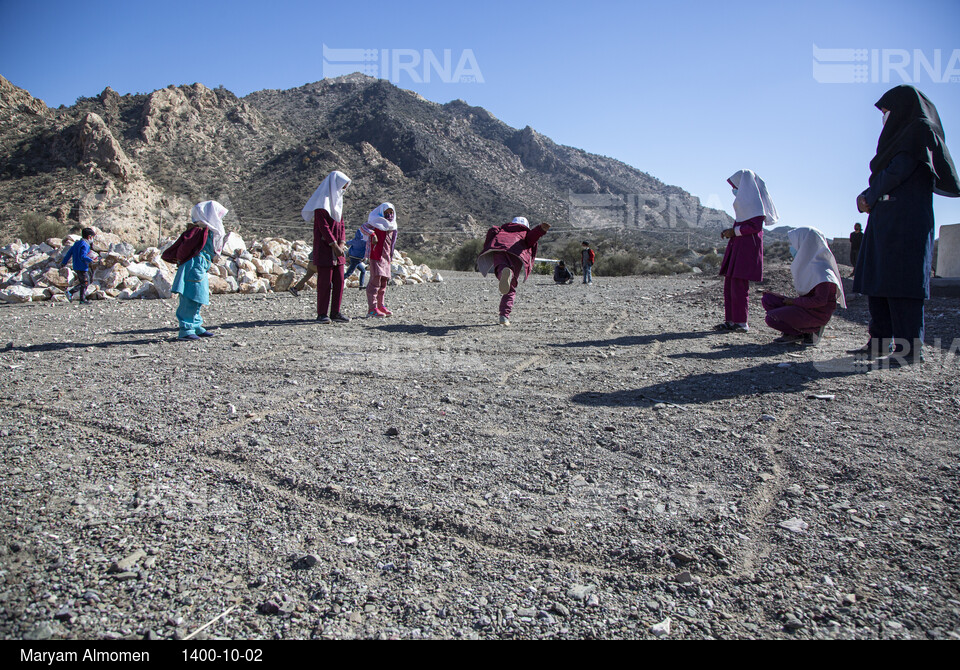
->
[533, 261, 553, 275]
[407, 250, 448, 269]
[20, 212, 67, 244]
[447, 238, 484, 271]
[646, 259, 692, 275]
[765, 240, 793, 261]
[595, 252, 640, 276]
[696, 251, 721, 268]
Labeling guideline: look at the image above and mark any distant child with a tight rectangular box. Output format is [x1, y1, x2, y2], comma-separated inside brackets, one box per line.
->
[762, 227, 846, 346]
[344, 227, 368, 289]
[361, 203, 398, 317]
[477, 217, 551, 326]
[581, 241, 595, 284]
[60, 227, 98, 304]
[716, 169, 778, 333]
[162, 201, 227, 340]
[554, 260, 573, 284]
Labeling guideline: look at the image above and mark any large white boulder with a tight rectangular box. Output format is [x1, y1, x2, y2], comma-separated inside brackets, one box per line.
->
[127, 262, 160, 281]
[0, 285, 34, 303]
[222, 232, 247, 256]
[152, 270, 174, 299]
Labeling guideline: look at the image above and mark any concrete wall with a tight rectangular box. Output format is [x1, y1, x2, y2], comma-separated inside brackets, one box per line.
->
[937, 223, 960, 278]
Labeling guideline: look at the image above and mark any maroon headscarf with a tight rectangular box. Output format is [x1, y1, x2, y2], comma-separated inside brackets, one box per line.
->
[161, 226, 208, 265]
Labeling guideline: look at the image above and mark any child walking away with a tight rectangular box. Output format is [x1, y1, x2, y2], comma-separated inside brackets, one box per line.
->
[60, 227, 98, 304]
[303, 171, 351, 324]
[716, 169, 778, 333]
[581, 241, 595, 284]
[361, 203, 398, 317]
[477, 217, 551, 326]
[762, 227, 847, 346]
[162, 201, 227, 340]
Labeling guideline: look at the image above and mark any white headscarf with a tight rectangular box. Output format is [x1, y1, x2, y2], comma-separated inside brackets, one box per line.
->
[511, 216, 530, 229]
[190, 200, 228, 255]
[302, 171, 351, 223]
[728, 170, 779, 225]
[365, 202, 398, 232]
[788, 227, 847, 309]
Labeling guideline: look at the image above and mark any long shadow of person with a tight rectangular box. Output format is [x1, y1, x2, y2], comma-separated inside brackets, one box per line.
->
[570, 358, 865, 407]
[549, 330, 715, 349]
[373, 323, 494, 337]
[667, 342, 793, 362]
[5, 337, 169, 354]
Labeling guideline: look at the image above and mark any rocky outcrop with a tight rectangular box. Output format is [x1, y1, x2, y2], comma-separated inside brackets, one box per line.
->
[77, 112, 137, 181]
[0, 74, 47, 117]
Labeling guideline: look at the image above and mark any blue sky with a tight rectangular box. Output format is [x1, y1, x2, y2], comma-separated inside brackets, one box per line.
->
[2, 0, 959, 240]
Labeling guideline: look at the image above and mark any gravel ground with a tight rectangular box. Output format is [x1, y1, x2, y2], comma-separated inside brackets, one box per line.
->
[1, 265, 958, 640]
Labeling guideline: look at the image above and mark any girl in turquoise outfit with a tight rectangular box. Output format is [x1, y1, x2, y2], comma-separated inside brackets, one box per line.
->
[162, 201, 227, 340]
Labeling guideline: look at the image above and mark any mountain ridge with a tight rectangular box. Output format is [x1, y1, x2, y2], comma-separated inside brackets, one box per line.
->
[0, 73, 733, 252]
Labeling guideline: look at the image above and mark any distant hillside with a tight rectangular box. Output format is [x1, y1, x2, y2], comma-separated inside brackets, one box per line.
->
[0, 73, 733, 253]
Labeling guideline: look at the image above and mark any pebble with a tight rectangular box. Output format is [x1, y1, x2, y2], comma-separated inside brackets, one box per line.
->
[650, 617, 671, 637]
[567, 585, 596, 601]
[551, 602, 570, 617]
[784, 613, 804, 630]
[24, 623, 54, 640]
[778, 517, 809, 533]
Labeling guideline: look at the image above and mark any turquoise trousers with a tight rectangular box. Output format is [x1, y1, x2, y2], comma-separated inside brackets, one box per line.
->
[176, 296, 206, 338]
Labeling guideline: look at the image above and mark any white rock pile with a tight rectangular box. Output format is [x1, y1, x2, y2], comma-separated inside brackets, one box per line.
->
[0, 229, 443, 304]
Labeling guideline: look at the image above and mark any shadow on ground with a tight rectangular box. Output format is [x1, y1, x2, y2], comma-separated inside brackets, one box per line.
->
[570, 359, 865, 407]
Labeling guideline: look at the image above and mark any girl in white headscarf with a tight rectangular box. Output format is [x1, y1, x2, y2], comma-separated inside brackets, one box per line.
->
[303, 171, 351, 323]
[761, 227, 846, 345]
[717, 169, 778, 333]
[162, 200, 228, 340]
[360, 202, 398, 317]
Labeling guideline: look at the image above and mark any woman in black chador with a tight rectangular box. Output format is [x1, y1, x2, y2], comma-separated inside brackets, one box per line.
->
[851, 85, 960, 364]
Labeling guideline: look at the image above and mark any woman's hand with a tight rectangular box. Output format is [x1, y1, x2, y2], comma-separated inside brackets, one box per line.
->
[721, 228, 735, 239]
[857, 195, 871, 214]
[540, 222, 552, 231]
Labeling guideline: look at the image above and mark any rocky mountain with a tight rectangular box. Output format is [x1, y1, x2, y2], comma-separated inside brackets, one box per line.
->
[0, 73, 733, 252]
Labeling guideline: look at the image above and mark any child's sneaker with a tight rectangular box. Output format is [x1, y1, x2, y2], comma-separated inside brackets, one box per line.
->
[499, 315, 510, 326]
[288, 287, 299, 298]
[499, 269, 513, 295]
[378, 306, 393, 317]
[66, 288, 74, 302]
[803, 326, 825, 346]
[368, 310, 386, 318]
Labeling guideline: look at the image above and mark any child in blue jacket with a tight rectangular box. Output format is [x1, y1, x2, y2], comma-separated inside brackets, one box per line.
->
[60, 227, 98, 304]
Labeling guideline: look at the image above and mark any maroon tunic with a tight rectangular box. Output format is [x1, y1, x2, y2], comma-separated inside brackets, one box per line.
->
[477, 222, 548, 280]
[312, 208, 345, 268]
[762, 282, 838, 335]
[719, 215, 764, 282]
